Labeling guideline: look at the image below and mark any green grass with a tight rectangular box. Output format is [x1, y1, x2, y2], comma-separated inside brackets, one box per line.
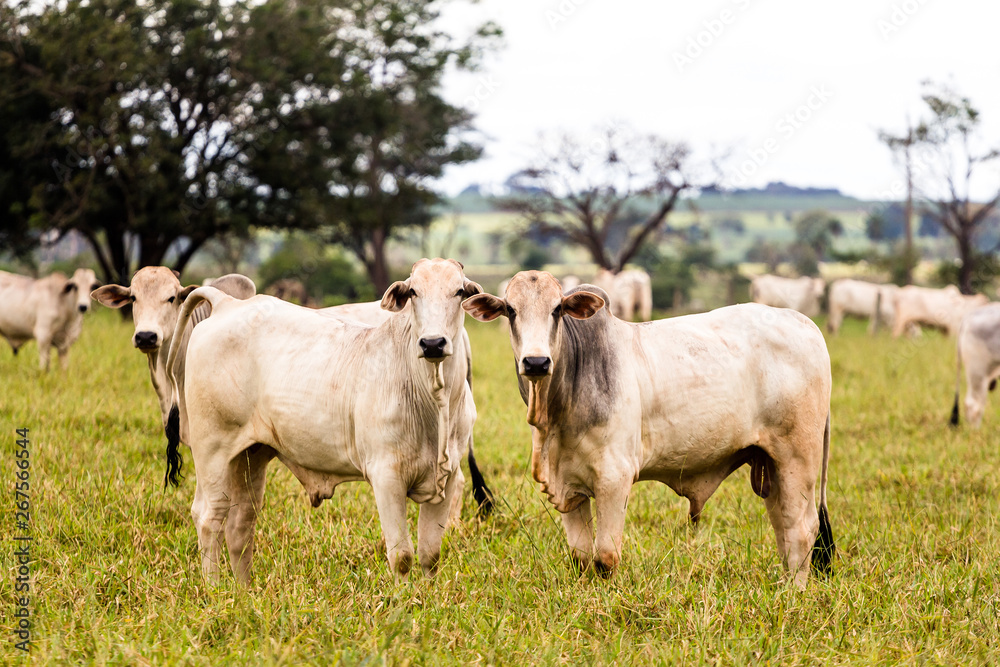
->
[2, 308, 1000, 664]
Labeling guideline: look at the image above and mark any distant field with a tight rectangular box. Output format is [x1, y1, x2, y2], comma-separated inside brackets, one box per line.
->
[2, 309, 999, 663]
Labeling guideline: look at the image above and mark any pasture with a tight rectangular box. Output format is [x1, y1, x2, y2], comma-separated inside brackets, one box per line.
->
[2, 308, 1000, 664]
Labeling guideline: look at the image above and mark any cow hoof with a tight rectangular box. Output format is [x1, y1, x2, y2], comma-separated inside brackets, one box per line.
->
[593, 551, 619, 578]
[392, 552, 413, 578]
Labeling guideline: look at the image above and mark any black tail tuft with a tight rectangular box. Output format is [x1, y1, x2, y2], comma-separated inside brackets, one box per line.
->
[949, 392, 960, 427]
[164, 405, 183, 488]
[812, 505, 835, 575]
[467, 449, 495, 519]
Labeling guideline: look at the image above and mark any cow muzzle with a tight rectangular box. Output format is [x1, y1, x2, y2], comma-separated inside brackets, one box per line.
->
[418, 336, 450, 360]
[521, 356, 551, 377]
[133, 331, 159, 351]
[78, 304, 89, 313]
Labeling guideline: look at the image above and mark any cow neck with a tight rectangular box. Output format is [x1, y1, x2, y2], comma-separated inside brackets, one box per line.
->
[386, 313, 458, 505]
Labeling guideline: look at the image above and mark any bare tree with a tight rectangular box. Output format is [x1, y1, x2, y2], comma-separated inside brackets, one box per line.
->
[878, 120, 918, 285]
[911, 83, 1000, 294]
[499, 126, 694, 273]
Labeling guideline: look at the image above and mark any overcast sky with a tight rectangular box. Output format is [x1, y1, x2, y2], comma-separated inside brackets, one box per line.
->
[437, 0, 1000, 201]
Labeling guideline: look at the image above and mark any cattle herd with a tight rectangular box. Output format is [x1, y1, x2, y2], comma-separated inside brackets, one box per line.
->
[1, 261, 998, 590]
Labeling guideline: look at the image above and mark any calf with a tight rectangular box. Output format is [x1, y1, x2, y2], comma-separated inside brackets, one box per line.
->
[0, 268, 99, 370]
[92, 267, 256, 445]
[950, 303, 1000, 427]
[165, 259, 483, 582]
[464, 271, 834, 587]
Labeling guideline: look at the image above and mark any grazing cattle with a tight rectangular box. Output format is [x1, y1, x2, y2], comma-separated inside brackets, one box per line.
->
[891, 285, 989, 338]
[267, 278, 313, 306]
[0, 268, 99, 370]
[91, 268, 256, 443]
[561, 275, 581, 293]
[164, 259, 488, 582]
[950, 303, 1000, 428]
[827, 279, 898, 335]
[750, 274, 825, 318]
[318, 300, 495, 515]
[593, 268, 653, 321]
[463, 271, 834, 587]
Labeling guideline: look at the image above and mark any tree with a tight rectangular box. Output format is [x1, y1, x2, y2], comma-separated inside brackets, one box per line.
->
[794, 209, 843, 259]
[499, 125, 694, 273]
[911, 83, 1000, 294]
[878, 122, 918, 284]
[1, 0, 498, 291]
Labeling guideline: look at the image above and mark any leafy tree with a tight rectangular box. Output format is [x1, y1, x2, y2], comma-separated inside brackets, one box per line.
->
[258, 234, 373, 302]
[499, 125, 695, 274]
[794, 209, 843, 259]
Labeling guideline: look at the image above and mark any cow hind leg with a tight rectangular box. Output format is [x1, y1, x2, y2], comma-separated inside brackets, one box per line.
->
[560, 498, 594, 572]
[371, 473, 415, 579]
[964, 372, 991, 429]
[224, 444, 274, 584]
[190, 456, 235, 582]
[763, 460, 820, 589]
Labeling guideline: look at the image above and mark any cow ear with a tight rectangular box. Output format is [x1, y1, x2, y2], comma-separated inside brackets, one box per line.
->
[177, 285, 198, 303]
[462, 279, 483, 299]
[380, 280, 411, 312]
[463, 293, 506, 322]
[92, 285, 131, 309]
[171, 269, 181, 279]
[562, 291, 605, 320]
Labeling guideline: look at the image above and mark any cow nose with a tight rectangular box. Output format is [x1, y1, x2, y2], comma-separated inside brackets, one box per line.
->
[419, 337, 447, 359]
[78, 304, 88, 313]
[134, 331, 158, 349]
[522, 356, 551, 376]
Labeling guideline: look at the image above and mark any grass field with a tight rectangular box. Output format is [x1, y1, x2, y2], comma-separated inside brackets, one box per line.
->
[2, 307, 1000, 664]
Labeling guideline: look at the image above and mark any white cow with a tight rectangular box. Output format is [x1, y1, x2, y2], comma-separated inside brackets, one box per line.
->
[318, 299, 495, 516]
[464, 271, 834, 587]
[891, 285, 989, 338]
[0, 268, 99, 370]
[950, 303, 1000, 428]
[750, 274, 825, 318]
[827, 279, 899, 335]
[164, 259, 484, 582]
[92, 267, 256, 450]
[593, 268, 653, 321]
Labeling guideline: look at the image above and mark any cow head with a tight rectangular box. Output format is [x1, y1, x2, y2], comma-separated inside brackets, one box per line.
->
[91, 266, 197, 352]
[381, 258, 481, 361]
[463, 271, 605, 379]
[62, 268, 100, 314]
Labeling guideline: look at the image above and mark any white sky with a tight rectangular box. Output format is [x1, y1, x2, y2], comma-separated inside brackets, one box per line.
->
[437, 0, 1000, 201]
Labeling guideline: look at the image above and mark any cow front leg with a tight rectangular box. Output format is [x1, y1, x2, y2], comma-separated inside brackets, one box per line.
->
[56, 345, 71, 371]
[964, 371, 992, 428]
[35, 333, 52, 371]
[224, 445, 273, 584]
[592, 476, 632, 577]
[417, 466, 463, 576]
[560, 498, 594, 572]
[371, 473, 414, 579]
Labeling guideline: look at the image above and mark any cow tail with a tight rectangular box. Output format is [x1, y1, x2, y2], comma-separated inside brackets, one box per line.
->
[468, 437, 495, 519]
[163, 286, 229, 488]
[950, 334, 963, 427]
[812, 413, 835, 574]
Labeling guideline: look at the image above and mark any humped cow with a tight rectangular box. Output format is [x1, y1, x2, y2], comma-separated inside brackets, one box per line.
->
[164, 259, 485, 582]
[593, 268, 653, 321]
[0, 268, 99, 370]
[827, 279, 899, 335]
[749, 274, 825, 318]
[950, 303, 1000, 428]
[463, 271, 835, 587]
[91, 267, 257, 445]
[891, 285, 988, 338]
[317, 299, 494, 516]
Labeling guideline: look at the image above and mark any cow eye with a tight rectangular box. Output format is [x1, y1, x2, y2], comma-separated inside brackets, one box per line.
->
[408, 288, 417, 298]
[91, 283, 101, 291]
[552, 304, 562, 318]
[167, 296, 175, 303]
[506, 305, 516, 320]
[455, 289, 465, 298]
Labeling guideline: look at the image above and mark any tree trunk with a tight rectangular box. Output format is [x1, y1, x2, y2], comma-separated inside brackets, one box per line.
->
[957, 229, 975, 295]
[903, 138, 914, 285]
[367, 227, 391, 295]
